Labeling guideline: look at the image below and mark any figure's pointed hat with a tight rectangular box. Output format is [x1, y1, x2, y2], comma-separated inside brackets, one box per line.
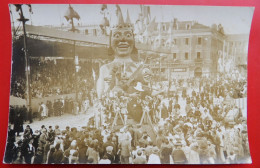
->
[110, 5, 133, 30]
[125, 9, 131, 24]
[116, 5, 124, 25]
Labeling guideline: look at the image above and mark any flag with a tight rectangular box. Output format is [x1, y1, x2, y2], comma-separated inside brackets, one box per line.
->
[147, 16, 156, 33]
[64, 5, 80, 21]
[101, 4, 107, 11]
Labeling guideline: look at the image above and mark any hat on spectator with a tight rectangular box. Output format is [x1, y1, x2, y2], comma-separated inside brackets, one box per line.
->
[175, 141, 183, 146]
[228, 121, 236, 125]
[112, 137, 117, 142]
[152, 147, 159, 154]
[64, 150, 70, 157]
[17, 140, 23, 145]
[137, 150, 142, 155]
[34, 130, 40, 136]
[106, 146, 113, 153]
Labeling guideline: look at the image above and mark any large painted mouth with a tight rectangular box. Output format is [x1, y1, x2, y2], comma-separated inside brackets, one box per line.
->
[118, 44, 129, 48]
[117, 42, 130, 49]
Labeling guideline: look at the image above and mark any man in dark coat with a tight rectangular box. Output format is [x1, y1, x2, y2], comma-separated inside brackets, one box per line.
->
[171, 142, 187, 164]
[102, 137, 115, 156]
[32, 130, 40, 153]
[24, 139, 35, 164]
[103, 146, 115, 163]
[14, 110, 24, 136]
[4, 141, 16, 163]
[23, 125, 33, 140]
[53, 143, 64, 164]
[160, 139, 172, 164]
[7, 125, 16, 143]
[133, 150, 147, 164]
[33, 147, 44, 164]
[78, 141, 88, 163]
[61, 150, 70, 164]
[127, 97, 143, 122]
[47, 126, 55, 143]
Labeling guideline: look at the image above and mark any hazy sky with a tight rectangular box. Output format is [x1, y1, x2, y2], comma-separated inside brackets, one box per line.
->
[9, 4, 254, 34]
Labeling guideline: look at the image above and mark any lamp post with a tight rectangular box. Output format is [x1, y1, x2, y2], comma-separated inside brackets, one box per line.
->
[14, 4, 32, 111]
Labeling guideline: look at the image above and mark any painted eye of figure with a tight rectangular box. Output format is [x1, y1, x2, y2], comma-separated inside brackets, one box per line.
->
[113, 33, 121, 38]
[125, 32, 133, 37]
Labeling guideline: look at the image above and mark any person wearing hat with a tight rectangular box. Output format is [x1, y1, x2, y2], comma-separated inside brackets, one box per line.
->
[171, 141, 187, 164]
[99, 155, 111, 164]
[47, 126, 55, 143]
[38, 128, 47, 150]
[128, 96, 143, 123]
[147, 146, 161, 164]
[61, 149, 70, 164]
[188, 143, 200, 164]
[133, 150, 147, 164]
[119, 132, 132, 164]
[103, 146, 115, 163]
[102, 136, 115, 154]
[70, 151, 79, 164]
[78, 141, 88, 164]
[53, 143, 63, 164]
[54, 125, 61, 136]
[33, 147, 44, 164]
[86, 142, 99, 164]
[23, 125, 33, 140]
[46, 146, 55, 164]
[13, 150, 24, 164]
[160, 139, 173, 164]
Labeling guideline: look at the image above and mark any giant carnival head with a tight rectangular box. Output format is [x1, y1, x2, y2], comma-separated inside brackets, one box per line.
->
[108, 5, 138, 57]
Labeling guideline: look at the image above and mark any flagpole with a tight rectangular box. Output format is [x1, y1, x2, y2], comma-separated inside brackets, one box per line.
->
[65, 4, 80, 103]
[16, 5, 31, 111]
[74, 41, 78, 103]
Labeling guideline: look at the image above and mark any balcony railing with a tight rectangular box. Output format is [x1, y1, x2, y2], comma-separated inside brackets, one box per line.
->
[194, 58, 203, 62]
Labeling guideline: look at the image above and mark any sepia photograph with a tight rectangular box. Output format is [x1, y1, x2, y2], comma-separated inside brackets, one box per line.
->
[4, 4, 253, 164]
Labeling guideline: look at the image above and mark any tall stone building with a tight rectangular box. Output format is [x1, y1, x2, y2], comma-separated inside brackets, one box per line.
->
[130, 4, 249, 80]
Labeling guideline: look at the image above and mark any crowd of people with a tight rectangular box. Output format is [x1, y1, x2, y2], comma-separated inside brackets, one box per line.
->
[5, 69, 250, 164]
[9, 89, 97, 128]
[7, 4, 250, 164]
[10, 58, 98, 99]
[37, 89, 96, 120]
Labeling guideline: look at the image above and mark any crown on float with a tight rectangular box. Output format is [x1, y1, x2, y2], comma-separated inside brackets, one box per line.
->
[110, 5, 133, 30]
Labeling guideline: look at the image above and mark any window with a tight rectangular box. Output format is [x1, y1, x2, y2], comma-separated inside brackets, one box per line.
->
[161, 39, 165, 47]
[85, 29, 88, 35]
[163, 24, 167, 31]
[185, 38, 189, 45]
[93, 29, 97, 36]
[186, 24, 191, 30]
[198, 37, 202, 45]
[197, 52, 201, 59]
[185, 52, 189, 60]
[173, 53, 177, 59]
[172, 38, 177, 45]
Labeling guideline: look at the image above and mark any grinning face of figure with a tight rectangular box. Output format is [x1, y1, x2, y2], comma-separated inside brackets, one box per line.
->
[111, 28, 134, 57]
